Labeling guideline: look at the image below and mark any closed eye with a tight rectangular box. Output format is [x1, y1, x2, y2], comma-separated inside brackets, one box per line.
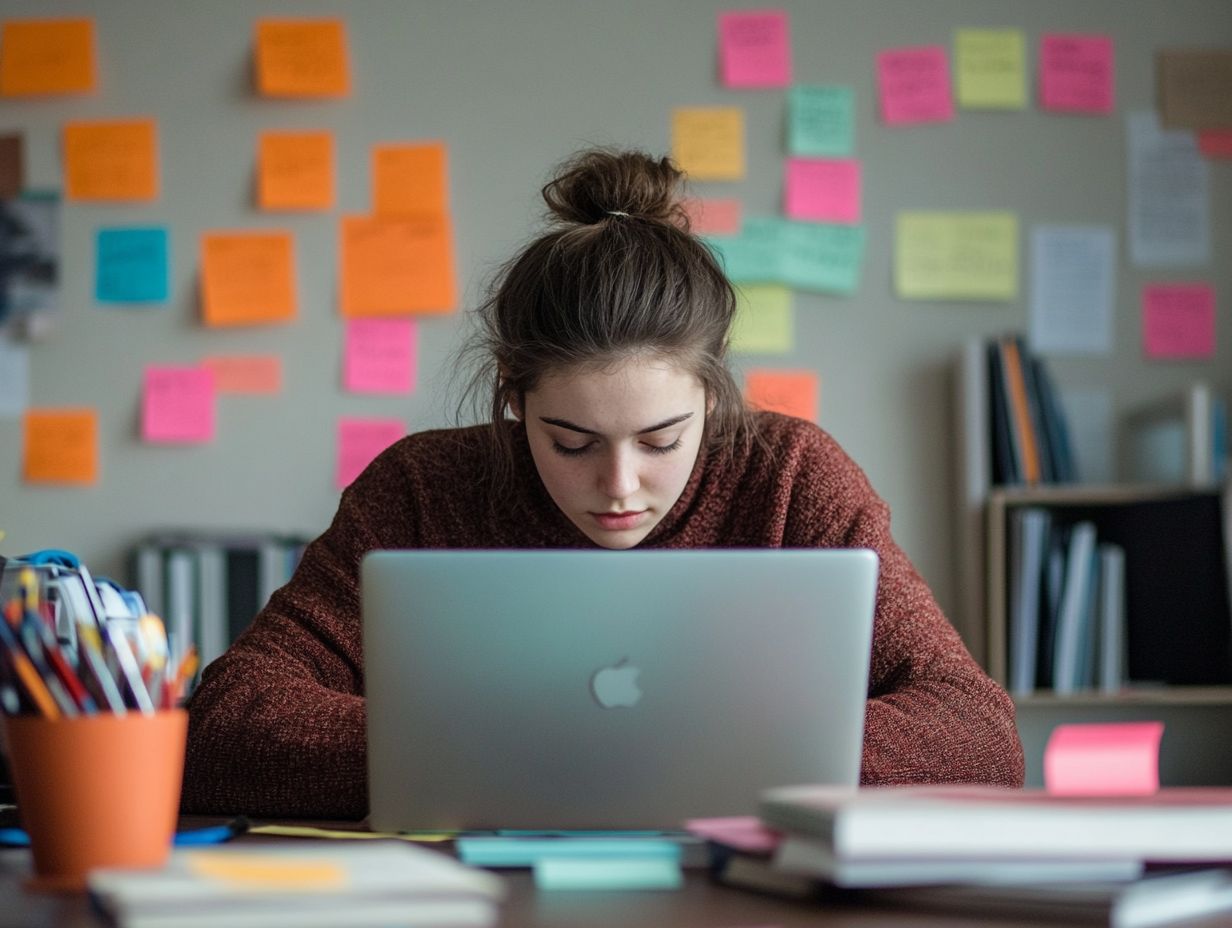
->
[552, 441, 594, 457]
[643, 439, 683, 455]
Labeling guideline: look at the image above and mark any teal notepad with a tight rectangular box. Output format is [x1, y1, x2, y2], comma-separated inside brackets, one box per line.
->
[534, 857, 683, 891]
[456, 837, 682, 869]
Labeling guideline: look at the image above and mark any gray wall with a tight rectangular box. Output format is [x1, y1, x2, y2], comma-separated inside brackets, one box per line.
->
[2, 0, 1230, 634]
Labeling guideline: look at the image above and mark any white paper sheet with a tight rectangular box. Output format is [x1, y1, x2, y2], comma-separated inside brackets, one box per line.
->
[1127, 110, 1210, 267]
[1029, 224, 1116, 356]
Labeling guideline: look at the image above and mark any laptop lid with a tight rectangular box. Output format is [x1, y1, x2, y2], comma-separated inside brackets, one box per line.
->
[363, 548, 878, 832]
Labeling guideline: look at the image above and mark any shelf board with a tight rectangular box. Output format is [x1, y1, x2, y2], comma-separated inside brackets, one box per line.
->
[988, 482, 1216, 507]
[1015, 687, 1232, 707]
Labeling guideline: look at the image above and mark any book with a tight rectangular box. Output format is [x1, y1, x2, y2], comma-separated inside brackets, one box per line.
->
[87, 841, 504, 928]
[1122, 382, 1227, 488]
[987, 339, 1019, 485]
[1008, 507, 1051, 696]
[1000, 337, 1042, 485]
[1097, 542, 1127, 693]
[1052, 520, 1098, 694]
[758, 784, 1232, 863]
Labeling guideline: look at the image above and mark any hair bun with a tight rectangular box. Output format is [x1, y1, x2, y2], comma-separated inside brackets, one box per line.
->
[542, 149, 688, 227]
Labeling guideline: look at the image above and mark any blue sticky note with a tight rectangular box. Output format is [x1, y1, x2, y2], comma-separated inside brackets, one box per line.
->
[782, 221, 866, 295]
[534, 857, 683, 891]
[96, 227, 169, 303]
[789, 85, 856, 157]
[705, 217, 787, 284]
[456, 837, 682, 868]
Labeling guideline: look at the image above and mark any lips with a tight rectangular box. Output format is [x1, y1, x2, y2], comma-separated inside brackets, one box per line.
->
[591, 510, 648, 531]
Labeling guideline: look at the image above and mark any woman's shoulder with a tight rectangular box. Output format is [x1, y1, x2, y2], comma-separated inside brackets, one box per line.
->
[746, 410, 850, 466]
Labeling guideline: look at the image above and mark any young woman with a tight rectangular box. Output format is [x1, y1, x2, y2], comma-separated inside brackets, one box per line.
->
[183, 149, 1024, 818]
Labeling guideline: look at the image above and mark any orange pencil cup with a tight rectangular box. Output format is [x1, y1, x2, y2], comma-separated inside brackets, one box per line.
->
[3, 709, 187, 892]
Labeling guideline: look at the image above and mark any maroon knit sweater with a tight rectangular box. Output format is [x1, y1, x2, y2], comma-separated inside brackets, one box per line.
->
[183, 413, 1024, 818]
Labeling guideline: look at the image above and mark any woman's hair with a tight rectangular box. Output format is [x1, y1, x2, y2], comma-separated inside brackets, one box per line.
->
[458, 147, 761, 486]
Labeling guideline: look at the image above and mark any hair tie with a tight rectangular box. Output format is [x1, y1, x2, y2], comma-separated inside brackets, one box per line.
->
[607, 210, 630, 218]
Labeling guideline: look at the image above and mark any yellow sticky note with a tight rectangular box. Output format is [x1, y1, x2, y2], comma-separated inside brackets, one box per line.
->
[895, 211, 1018, 301]
[0, 18, 95, 96]
[672, 107, 745, 181]
[187, 852, 345, 890]
[340, 215, 456, 316]
[63, 119, 158, 202]
[23, 409, 98, 485]
[744, 370, 819, 423]
[258, 131, 334, 211]
[255, 18, 349, 98]
[730, 285, 793, 354]
[200, 231, 297, 326]
[955, 29, 1027, 109]
[372, 141, 448, 217]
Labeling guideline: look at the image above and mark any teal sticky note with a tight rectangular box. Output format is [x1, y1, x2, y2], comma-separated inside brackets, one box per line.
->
[534, 857, 684, 891]
[705, 217, 787, 284]
[782, 221, 866, 295]
[788, 85, 855, 157]
[456, 837, 682, 868]
[96, 227, 168, 303]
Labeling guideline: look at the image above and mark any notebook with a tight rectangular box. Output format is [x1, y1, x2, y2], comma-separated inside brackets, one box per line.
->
[362, 548, 878, 832]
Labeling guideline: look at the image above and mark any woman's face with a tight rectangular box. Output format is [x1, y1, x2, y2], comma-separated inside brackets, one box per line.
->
[518, 355, 708, 549]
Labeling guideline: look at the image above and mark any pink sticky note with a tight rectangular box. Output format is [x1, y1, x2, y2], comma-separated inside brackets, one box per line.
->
[784, 157, 861, 224]
[142, 365, 215, 443]
[1142, 283, 1216, 359]
[876, 45, 954, 125]
[717, 9, 791, 88]
[1044, 722, 1163, 797]
[344, 318, 417, 393]
[1199, 129, 1232, 159]
[684, 816, 780, 854]
[683, 197, 742, 236]
[1039, 34, 1115, 115]
[336, 417, 405, 489]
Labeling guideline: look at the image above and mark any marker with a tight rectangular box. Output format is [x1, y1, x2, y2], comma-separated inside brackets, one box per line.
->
[0, 611, 59, 718]
[104, 622, 155, 714]
[77, 623, 127, 714]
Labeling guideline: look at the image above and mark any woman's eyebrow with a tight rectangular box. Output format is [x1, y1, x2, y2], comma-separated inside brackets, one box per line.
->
[538, 412, 694, 435]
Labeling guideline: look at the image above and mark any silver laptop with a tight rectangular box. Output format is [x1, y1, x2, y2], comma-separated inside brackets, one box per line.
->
[363, 549, 878, 832]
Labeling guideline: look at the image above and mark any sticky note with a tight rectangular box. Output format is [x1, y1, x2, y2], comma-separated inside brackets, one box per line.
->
[684, 816, 780, 854]
[671, 107, 745, 181]
[201, 355, 282, 394]
[955, 28, 1027, 109]
[717, 9, 791, 88]
[1039, 34, 1115, 115]
[535, 857, 683, 891]
[63, 119, 158, 201]
[96, 227, 168, 304]
[744, 370, 819, 422]
[187, 852, 345, 889]
[336, 417, 405, 489]
[0, 18, 95, 96]
[1198, 129, 1232, 159]
[781, 221, 866, 295]
[249, 825, 454, 843]
[1157, 49, 1232, 131]
[22, 409, 97, 484]
[876, 46, 954, 125]
[1044, 721, 1163, 797]
[254, 18, 349, 98]
[200, 231, 297, 326]
[731, 284, 792, 354]
[784, 158, 861, 224]
[788, 85, 855, 157]
[895, 211, 1018, 301]
[344, 318, 417, 393]
[706, 216, 786, 283]
[258, 131, 334, 211]
[682, 197, 741, 236]
[340, 215, 456, 316]
[0, 133, 23, 197]
[1142, 282, 1216, 359]
[142, 366, 216, 444]
[373, 141, 448, 217]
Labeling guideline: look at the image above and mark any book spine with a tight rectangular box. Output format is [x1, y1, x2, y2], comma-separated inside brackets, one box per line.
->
[987, 340, 1018, 485]
[1097, 543, 1126, 694]
[1052, 521, 1097, 694]
[1000, 338, 1042, 486]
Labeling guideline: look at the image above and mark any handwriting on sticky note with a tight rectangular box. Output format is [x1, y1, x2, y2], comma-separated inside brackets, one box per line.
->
[682, 198, 741, 236]
[258, 131, 334, 211]
[188, 852, 346, 889]
[782, 221, 866, 295]
[1044, 722, 1163, 797]
[255, 18, 349, 97]
[63, 119, 158, 201]
[340, 215, 456, 316]
[731, 285, 792, 354]
[784, 158, 861, 224]
[876, 46, 954, 125]
[788, 85, 855, 157]
[1040, 34, 1115, 115]
[200, 231, 296, 326]
[344, 319, 417, 393]
[896, 211, 1018, 301]
[142, 366, 215, 444]
[955, 29, 1026, 109]
[0, 18, 95, 96]
[744, 370, 819, 423]
[23, 409, 97, 484]
[337, 418, 405, 489]
[672, 107, 745, 181]
[1142, 282, 1216, 359]
[96, 227, 168, 303]
[717, 9, 791, 88]
[373, 141, 448, 217]
[201, 355, 282, 394]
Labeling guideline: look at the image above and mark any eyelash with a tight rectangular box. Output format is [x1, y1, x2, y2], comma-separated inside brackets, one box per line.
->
[552, 439, 683, 458]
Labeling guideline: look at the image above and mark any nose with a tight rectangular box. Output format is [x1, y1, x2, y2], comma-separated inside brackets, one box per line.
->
[598, 446, 640, 502]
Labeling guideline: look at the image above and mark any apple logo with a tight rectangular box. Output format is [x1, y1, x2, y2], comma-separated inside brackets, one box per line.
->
[590, 658, 642, 709]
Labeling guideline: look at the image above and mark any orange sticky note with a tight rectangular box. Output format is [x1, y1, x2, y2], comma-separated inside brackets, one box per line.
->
[63, 119, 158, 202]
[373, 141, 448, 217]
[1044, 722, 1163, 797]
[671, 107, 745, 181]
[23, 408, 98, 485]
[0, 18, 95, 96]
[258, 131, 334, 211]
[200, 231, 297, 327]
[744, 369, 819, 422]
[255, 18, 349, 98]
[201, 355, 283, 394]
[340, 215, 456, 316]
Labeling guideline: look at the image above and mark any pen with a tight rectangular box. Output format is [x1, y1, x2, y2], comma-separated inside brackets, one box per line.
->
[18, 569, 93, 714]
[5, 599, 75, 717]
[104, 622, 155, 714]
[0, 610, 57, 718]
[76, 623, 128, 715]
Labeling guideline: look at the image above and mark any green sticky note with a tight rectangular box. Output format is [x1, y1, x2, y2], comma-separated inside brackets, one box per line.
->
[534, 857, 683, 891]
[705, 217, 786, 283]
[788, 85, 855, 157]
[782, 222, 867, 295]
[955, 28, 1027, 109]
[731, 284, 793, 354]
[895, 211, 1018, 301]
